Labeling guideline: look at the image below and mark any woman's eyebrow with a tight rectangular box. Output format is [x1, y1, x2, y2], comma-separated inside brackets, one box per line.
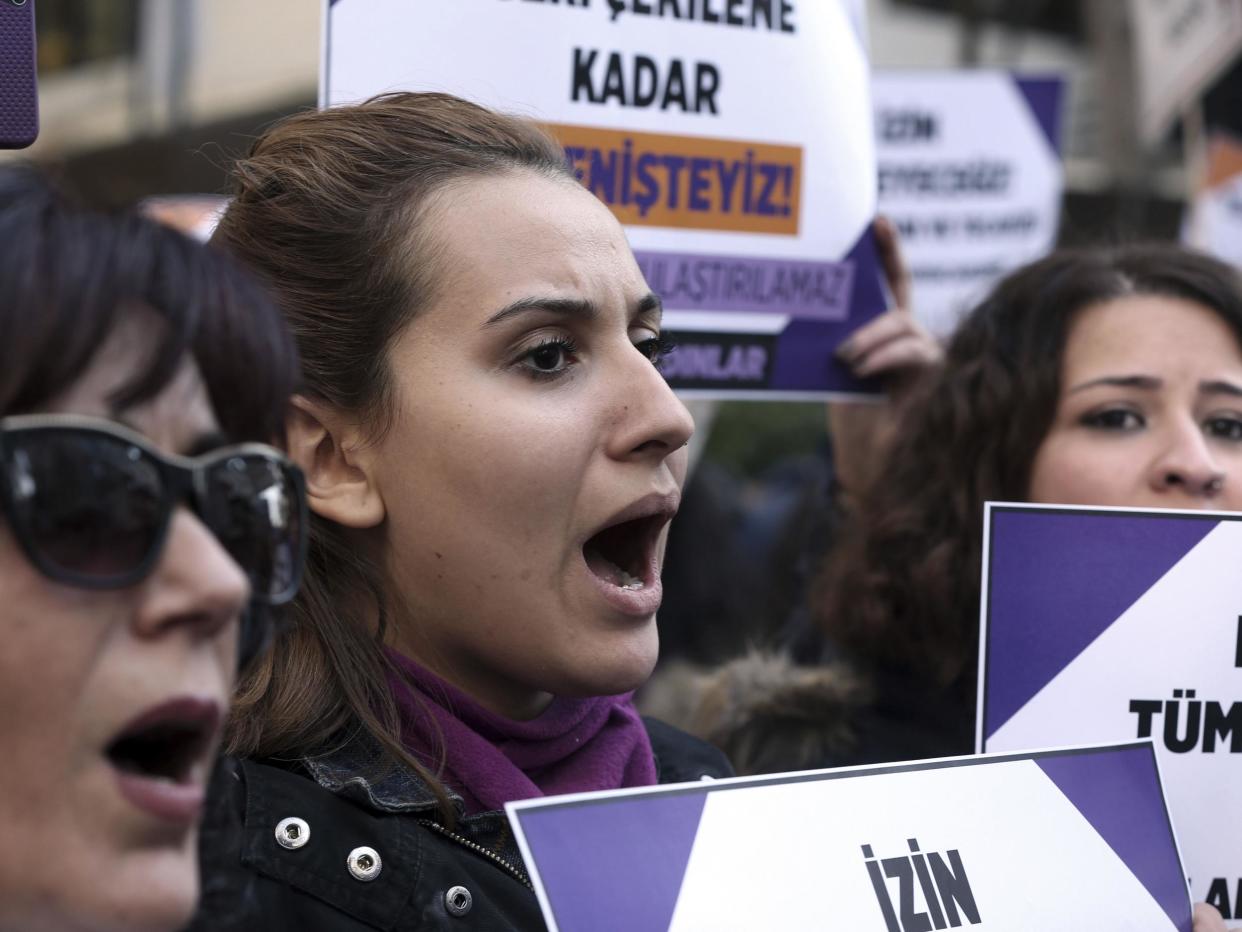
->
[1200, 379, 1242, 398]
[1066, 375, 1242, 398]
[184, 431, 231, 457]
[636, 292, 662, 316]
[1067, 374, 1161, 394]
[483, 293, 663, 328]
[113, 413, 230, 457]
[484, 297, 597, 328]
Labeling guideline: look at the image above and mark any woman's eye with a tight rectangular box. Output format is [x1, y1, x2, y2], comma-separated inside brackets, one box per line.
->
[634, 334, 675, 366]
[1205, 416, 1242, 441]
[1082, 408, 1144, 431]
[518, 338, 577, 378]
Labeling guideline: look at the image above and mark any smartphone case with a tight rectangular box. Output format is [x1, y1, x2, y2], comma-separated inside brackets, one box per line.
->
[0, 0, 37, 149]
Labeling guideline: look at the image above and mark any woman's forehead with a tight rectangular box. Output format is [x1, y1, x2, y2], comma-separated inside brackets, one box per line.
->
[1060, 294, 1242, 387]
[1066, 295, 1234, 357]
[47, 317, 219, 453]
[425, 173, 645, 302]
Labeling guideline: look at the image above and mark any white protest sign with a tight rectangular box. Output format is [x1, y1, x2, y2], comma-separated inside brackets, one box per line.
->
[1184, 131, 1242, 267]
[323, 0, 887, 399]
[872, 70, 1065, 338]
[1130, 0, 1242, 146]
[979, 503, 1242, 919]
[508, 743, 1192, 931]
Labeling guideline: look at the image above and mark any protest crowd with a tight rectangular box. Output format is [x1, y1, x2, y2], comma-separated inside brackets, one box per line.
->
[1, 1, 1240, 930]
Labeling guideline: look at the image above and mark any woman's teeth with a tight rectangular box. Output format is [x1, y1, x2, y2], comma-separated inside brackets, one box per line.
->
[618, 570, 645, 590]
[584, 539, 647, 589]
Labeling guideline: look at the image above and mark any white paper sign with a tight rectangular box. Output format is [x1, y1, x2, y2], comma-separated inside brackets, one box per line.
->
[508, 743, 1192, 932]
[979, 503, 1242, 919]
[323, 0, 888, 398]
[1184, 131, 1242, 267]
[872, 70, 1065, 338]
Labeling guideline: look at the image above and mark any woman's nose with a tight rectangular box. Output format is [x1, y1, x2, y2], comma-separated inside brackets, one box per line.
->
[1148, 421, 1226, 499]
[131, 508, 251, 646]
[606, 348, 695, 462]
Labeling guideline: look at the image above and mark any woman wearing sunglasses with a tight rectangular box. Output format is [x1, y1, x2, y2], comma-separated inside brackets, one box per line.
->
[190, 92, 730, 930]
[0, 170, 305, 932]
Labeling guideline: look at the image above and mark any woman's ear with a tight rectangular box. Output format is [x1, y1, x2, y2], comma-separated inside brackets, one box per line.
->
[286, 395, 385, 529]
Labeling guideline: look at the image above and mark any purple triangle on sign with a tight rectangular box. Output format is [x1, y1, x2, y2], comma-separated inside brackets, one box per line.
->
[1036, 746, 1191, 932]
[1014, 76, 1065, 155]
[768, 226, 886, 393]
[983, 508, 1215, 737]
[841, 223, 888, 327]
[514, 791, 708, 932]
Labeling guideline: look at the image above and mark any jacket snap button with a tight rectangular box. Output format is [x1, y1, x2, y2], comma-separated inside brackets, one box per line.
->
[445, 885, 473, 917]
[347, 846, 382, 882]
[274, 817, 310, 850]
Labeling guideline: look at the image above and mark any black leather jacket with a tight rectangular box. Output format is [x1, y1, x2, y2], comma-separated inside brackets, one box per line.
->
[190, 718, 732, 931]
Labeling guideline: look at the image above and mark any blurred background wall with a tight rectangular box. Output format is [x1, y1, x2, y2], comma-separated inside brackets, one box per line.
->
[1, 0, 318, 204]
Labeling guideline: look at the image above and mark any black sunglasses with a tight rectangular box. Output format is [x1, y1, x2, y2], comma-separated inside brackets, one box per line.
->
[0, 415, 308, 613]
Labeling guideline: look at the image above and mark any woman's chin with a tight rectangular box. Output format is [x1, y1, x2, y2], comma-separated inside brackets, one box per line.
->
[82, 850, 201, 932]
[563, 635, 660, 699]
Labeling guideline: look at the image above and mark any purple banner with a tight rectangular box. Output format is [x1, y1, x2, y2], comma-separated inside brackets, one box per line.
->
[653, 229, 889, 395]
[634, 249, 855, 320]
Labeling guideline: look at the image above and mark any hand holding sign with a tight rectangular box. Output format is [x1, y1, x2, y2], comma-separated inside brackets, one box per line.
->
[828, 216, 943, 501]
[835, 216, 943, 390]
[1195, 902, 1239, 931]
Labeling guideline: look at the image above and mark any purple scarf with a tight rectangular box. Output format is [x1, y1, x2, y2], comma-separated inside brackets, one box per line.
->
[385, 649, 658, 815]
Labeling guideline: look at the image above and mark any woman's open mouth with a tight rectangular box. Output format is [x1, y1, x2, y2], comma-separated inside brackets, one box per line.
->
[584, 513, 664, 589]
[104, 697, 221, 825]
[581, 495, 677, 616]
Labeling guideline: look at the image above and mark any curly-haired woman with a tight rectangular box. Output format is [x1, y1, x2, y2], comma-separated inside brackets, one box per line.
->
[691, 243, 1242, 774]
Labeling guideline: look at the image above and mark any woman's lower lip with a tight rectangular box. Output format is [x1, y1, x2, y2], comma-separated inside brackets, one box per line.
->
[581, 557, 664, 617]
[113, 769, 205, 825]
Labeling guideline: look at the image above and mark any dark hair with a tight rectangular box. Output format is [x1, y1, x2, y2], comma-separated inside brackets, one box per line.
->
[0, 167, 297, 442]
[815, 243, 1242, 688]
[212, 92, 572, 803]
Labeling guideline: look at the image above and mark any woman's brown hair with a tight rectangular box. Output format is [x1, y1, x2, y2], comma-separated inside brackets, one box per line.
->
[815, 243, 1242, 692]
[213, 92, 571, 802]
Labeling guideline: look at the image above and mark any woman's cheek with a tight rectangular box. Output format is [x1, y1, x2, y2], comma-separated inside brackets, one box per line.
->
[1029, 433, 1108, 505]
